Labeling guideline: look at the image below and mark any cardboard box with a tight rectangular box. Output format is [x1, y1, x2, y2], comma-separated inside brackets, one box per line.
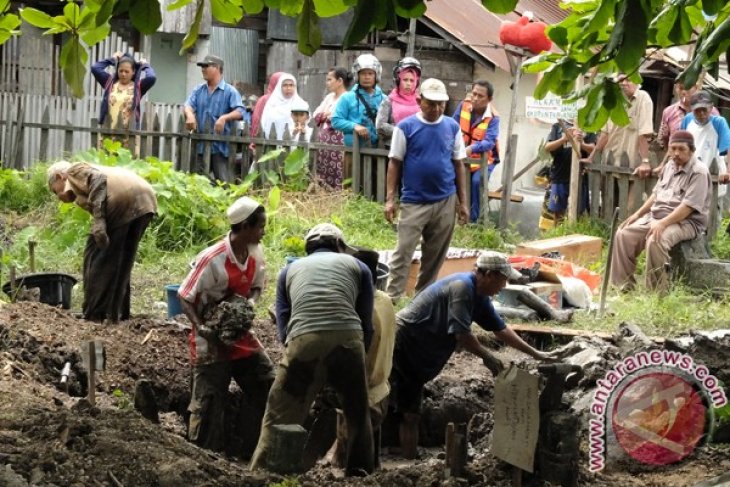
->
[527, 281, 563, 309]
[496, 282, 564, 310]
[515, 234, 602, 266]
[405, 255, 478, 295]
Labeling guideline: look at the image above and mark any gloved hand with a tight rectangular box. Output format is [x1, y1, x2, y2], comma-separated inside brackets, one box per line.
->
[92, 221, 109, 250]
[482, 353, 504, 376]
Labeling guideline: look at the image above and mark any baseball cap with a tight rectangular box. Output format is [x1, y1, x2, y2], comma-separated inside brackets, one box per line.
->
[420, 78, 449, 101]
[196, 54, 224, 68]
[690, 91, 712, 111]
[227, 196, 262, 225]
[476, 251, 521, 280]
[305, 223, 356, 254]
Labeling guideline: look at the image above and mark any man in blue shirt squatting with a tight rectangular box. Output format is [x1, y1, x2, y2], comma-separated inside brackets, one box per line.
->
[384, 78, 470, 302]
[184, 54, 244, 183]
[250, 223, 375, 476]
[389, 251, 558, 459]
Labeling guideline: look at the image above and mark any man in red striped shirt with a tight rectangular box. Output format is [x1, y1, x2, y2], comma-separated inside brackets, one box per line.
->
[178, 196, 275, 453]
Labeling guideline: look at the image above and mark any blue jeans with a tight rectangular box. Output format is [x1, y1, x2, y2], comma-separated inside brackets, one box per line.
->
[470, 165, 495, 222]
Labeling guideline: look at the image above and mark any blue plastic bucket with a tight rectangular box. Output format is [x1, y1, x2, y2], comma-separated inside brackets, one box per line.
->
[165, 284, 182, 318]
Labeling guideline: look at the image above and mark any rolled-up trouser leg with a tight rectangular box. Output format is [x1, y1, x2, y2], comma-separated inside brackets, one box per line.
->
[610, 219, 650, 289]
[645, 222, 697, 291]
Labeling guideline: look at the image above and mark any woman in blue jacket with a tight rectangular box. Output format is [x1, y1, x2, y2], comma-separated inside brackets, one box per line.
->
[331, 54, 385, 148]
[91, 51, 156, 135]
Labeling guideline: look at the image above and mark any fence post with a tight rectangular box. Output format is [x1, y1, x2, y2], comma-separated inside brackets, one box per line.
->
[202, 119, 212, 178]
[352, 135, 361, 194]
[39, 106, 51, 162]
[709, 157, 720, 238]
[498, 133, 519, 229]
[63, 119, 73, 156]
[12, 101, 24, 169]
[150, 112, 160, 158]
[618, 151, 631, 221]
[163, 113, 173, 163]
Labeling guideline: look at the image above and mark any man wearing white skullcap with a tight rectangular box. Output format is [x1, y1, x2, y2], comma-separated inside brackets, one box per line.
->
[178, 196, 275, 453]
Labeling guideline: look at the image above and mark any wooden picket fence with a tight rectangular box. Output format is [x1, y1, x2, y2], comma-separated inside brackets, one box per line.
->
[584, 151, 721, 235]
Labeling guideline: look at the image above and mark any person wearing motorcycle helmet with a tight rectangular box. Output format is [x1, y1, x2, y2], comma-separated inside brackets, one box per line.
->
[376, 57, 422, 144]
[331, 53, 385, 149]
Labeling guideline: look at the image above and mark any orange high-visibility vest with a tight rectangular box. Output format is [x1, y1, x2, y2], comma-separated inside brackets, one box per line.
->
[459, 100, 499, 172]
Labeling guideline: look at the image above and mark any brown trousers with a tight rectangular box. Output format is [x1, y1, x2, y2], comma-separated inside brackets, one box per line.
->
[250, 330, 373, 475]
[610, 215, 697, 291]
[82, 213, 153, 322]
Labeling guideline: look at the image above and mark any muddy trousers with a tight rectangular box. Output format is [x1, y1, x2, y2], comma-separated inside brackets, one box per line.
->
[610, 216, 697, 291]
[188, 350, 275, 453]
[82, 213, 153, 322]
[386, 194, 457, 299]
[250, 330, 373, 475]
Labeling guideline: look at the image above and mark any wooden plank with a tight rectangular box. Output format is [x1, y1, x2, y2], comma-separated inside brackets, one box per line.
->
[499, 133, 519, 229]
[352, 135, 361, 194]
[617, 174, 629, 220]
[363, 154, 373, 200]
[488, 190, 523, 203]
[39, 105, 50, 162]
[376, 156, 386, 203]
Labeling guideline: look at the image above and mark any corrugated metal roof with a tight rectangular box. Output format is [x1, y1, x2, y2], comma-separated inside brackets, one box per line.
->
[423, 0, 568, 72]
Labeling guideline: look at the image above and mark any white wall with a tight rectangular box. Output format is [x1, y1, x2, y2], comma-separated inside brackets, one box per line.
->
[474, 64, 552, 192]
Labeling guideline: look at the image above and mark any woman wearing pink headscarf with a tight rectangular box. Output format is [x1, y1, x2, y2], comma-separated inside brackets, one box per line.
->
[250, 72, 283, 137]
[375, 57, 422, 145]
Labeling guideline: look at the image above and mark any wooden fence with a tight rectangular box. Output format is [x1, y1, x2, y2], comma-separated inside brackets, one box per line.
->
[0, 105, 492, 218]
[584, 151, 721, 236]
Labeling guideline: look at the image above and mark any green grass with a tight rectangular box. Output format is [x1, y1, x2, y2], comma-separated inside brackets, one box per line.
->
[3, 151, 730, 338]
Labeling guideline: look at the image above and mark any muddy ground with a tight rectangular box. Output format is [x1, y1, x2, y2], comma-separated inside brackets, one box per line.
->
[0, 301, 728, 486]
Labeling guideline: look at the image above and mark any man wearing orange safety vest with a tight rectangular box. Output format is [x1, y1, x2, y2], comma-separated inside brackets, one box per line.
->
[452, 80, 500, 222]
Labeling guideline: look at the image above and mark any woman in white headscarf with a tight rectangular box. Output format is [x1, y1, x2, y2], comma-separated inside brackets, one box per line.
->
[260, 73, 305, 140]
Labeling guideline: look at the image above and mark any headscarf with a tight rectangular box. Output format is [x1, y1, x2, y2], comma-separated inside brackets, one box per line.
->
[250, 72, 282, 136]
[260, 73, 306, 139]
[388, 67, 421, 124]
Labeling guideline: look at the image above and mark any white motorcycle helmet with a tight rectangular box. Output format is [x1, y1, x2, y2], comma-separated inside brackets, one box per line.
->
[352, 53, 382, 83]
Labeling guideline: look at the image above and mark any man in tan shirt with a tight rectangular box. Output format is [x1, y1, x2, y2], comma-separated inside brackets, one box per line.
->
[585, 75, 654, 174]
[47, 161, 157, 322]
[610, 130, 710, 291]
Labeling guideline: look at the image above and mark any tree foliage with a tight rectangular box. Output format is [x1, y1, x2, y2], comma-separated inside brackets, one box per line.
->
[4, 0, 730, 134]
[524, 0, 730, 131]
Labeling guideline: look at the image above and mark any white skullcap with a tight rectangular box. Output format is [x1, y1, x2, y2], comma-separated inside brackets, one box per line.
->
[227, 196, 262, 225]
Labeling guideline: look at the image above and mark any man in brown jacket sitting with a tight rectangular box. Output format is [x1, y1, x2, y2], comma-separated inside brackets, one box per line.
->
[47, 161, 157, 322]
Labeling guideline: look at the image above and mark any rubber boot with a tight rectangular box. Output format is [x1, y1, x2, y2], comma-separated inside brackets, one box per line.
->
[400, 413, 420, 459]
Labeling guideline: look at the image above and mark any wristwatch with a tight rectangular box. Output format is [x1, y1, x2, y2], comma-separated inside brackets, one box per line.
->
[641, 158, 650, 165]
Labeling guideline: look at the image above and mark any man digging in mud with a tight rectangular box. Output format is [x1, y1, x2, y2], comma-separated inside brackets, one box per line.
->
[47, 160, 156, 323]
[178, 196, 275, 453]
[389, 251, 559, 459]
[250, 223, 375, 476]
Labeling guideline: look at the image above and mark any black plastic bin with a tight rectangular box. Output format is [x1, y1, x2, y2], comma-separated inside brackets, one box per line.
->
[376, 262, 389, 291]
[2, 273, 78, 309]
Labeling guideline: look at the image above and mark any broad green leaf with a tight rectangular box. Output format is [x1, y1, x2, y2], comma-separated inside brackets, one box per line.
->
[53, 15, 72, 30]
[614, 0, 648, 72]
[703, 0, 723, 16]
[280, 0, 304, 15]
[0, 30, 12, 44]
[179, 0, 204, 54]
[60, 36, 88, 98]
[84, 0, 104, 13]
[258, 148, 286, 162]
[343, 0, 375, 48]
[296, 0, 321, 55]
[78, 8, 96, 30]
[63, 2, 81, 29]
[394, 1, 425, 17]
[284, 148, 308, 175]
[481, 0, 518, 15]
[581, 0, 615, 38]
[211, 0, 243, 23]
[0, 12, 20, 30]
[522, 53, 559, 73]
[167, 0, 194, 9]
[668, 8, 693, 45]
[268, 185, 281, 211]
[313, 0, 348, 17]
[264, 169, 280, 186]
[242, 0, 265, 14]
[547, 25, 568, 49]
[95, 0, 115, 27]
[81, 22, 110, 46]
[129, 0, 162, 35]
[20, 7, 56, 29]
[0, 0, 9, 13]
